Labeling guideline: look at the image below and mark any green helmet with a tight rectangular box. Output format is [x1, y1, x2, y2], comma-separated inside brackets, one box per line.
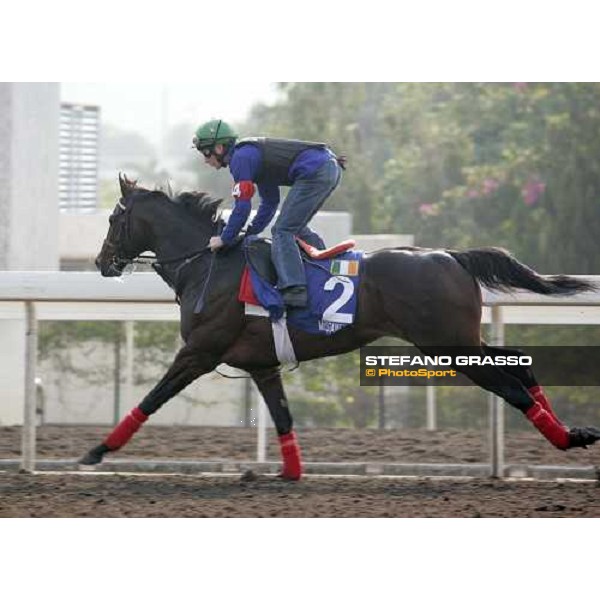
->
[193, 119, 237, 151]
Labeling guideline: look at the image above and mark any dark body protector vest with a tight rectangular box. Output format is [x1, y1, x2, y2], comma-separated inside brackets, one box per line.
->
[234, 137, 330, 187]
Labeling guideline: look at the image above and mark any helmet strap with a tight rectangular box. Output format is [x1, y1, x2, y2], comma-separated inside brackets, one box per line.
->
[212, 147, 226, 166]
[213, 141, 233, 166]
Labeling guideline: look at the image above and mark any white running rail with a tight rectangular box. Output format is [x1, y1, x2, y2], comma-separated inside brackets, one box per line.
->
[2, 272, 600, 476]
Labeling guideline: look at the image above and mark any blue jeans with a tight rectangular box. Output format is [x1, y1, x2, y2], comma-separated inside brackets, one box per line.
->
[271, 157, 342, 290]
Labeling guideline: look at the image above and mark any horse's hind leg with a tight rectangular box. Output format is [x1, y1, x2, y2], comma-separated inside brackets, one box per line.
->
[483, 344, 600, 450]
[482, 344, 561, 419]
[440, 345, 592, 451]
[250, 367, 302, 480]
[455, 360, 568, 449]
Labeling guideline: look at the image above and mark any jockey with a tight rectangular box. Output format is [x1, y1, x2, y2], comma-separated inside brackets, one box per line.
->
[193, 119, 344, 308]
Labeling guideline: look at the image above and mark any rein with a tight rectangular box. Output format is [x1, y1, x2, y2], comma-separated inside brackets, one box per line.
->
[119, 248, 213, 302]
[138, 247, 212, 267]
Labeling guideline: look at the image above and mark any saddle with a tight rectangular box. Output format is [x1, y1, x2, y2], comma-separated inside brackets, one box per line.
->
[239, 236, 363, 336]
[241, 236, 356, 290]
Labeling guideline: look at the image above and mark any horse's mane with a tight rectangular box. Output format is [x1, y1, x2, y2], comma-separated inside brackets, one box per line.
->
[173, 191, 224, 222]
[127, 182, 223, 221]
[120, 173, 224, 225]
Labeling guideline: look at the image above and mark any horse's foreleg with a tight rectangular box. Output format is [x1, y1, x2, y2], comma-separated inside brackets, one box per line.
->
[79, 347, 218, 465]
[250, 367, 302, 481]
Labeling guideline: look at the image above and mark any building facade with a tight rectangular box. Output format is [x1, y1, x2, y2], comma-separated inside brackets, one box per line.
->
[59, 103, 99, 212]
[0, 83, 60, 425]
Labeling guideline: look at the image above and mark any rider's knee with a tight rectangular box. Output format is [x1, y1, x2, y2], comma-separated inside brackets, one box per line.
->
[271, 223, 296, 236]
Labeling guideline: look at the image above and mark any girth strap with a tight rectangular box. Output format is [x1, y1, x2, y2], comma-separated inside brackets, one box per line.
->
[271, 316, 297, 366]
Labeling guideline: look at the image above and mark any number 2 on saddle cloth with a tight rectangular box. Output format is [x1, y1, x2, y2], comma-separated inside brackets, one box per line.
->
[239, 236, 362, 336]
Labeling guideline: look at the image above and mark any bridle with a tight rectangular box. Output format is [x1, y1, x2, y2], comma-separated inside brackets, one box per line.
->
[100, 199, 137, 276]
[103, 195, 215, 282]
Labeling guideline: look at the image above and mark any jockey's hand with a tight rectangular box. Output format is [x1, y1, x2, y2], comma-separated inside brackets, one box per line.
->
[208, 236, 224, 252]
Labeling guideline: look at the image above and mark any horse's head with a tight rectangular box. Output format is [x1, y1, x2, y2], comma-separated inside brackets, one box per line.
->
[96, 173, 225, 277]
[95, 174, 149, 276]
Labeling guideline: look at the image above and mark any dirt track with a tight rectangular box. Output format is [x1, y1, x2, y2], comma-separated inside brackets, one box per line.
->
[2, 426, 600, 517]
[2, 424, 599, 464]
[2, 471, 600, 517]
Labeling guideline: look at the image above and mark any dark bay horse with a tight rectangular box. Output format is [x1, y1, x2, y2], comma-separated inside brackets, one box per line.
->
[80, 175, 600, 478]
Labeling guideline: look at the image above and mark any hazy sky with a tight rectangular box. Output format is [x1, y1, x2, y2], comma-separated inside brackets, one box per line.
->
[60, 82, 279, 146]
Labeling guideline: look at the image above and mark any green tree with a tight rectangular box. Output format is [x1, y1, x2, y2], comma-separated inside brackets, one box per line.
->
[379, 83, 600, 273]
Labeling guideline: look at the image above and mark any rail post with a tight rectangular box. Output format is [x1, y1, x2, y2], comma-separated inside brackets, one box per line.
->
[256, 384, 267, 463]
[21, 301, 38, 473]
[426, 386, 437, 431]
[489, 305, 505, 478]
[124, 321, 135, 412]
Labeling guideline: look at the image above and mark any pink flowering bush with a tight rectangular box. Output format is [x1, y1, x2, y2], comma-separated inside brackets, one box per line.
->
[522, 177, 546, 206]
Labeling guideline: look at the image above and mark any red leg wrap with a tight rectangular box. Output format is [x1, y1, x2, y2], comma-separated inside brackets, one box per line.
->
[279, 431, 303, 481]
[526, 402, 569, 450]
[104, 407, 148, 450]
[528, 385, 562, 423]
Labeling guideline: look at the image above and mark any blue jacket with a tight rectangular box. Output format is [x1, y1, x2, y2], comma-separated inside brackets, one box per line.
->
[220, 141, 333, 244]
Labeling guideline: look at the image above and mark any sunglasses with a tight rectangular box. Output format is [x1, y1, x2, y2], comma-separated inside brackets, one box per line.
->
[192, 136, 214, 157]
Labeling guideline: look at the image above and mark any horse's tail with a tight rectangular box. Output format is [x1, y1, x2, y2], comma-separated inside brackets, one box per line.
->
[447, 247, 597, 295]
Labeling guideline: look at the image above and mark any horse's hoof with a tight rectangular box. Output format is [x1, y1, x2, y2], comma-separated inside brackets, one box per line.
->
[568, 427, 600, 449]
[240, 469, 258, 482]
[78, 444, 109, 466]
[277, 470, 302, 481]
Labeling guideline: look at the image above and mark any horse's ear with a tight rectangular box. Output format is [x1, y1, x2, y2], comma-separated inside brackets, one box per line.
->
[118, 172, 138, 197]
[118, 173, 128, 197]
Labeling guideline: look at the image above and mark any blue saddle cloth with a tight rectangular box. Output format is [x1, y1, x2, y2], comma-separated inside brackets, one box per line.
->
[246, 243, 363, 336]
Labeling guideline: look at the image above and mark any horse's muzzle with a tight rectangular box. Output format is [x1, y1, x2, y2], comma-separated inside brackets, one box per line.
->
[96, 256, 124, 277]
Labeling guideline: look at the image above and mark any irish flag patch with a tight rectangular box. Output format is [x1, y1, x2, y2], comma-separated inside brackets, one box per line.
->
[330, 259, 359, 276]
